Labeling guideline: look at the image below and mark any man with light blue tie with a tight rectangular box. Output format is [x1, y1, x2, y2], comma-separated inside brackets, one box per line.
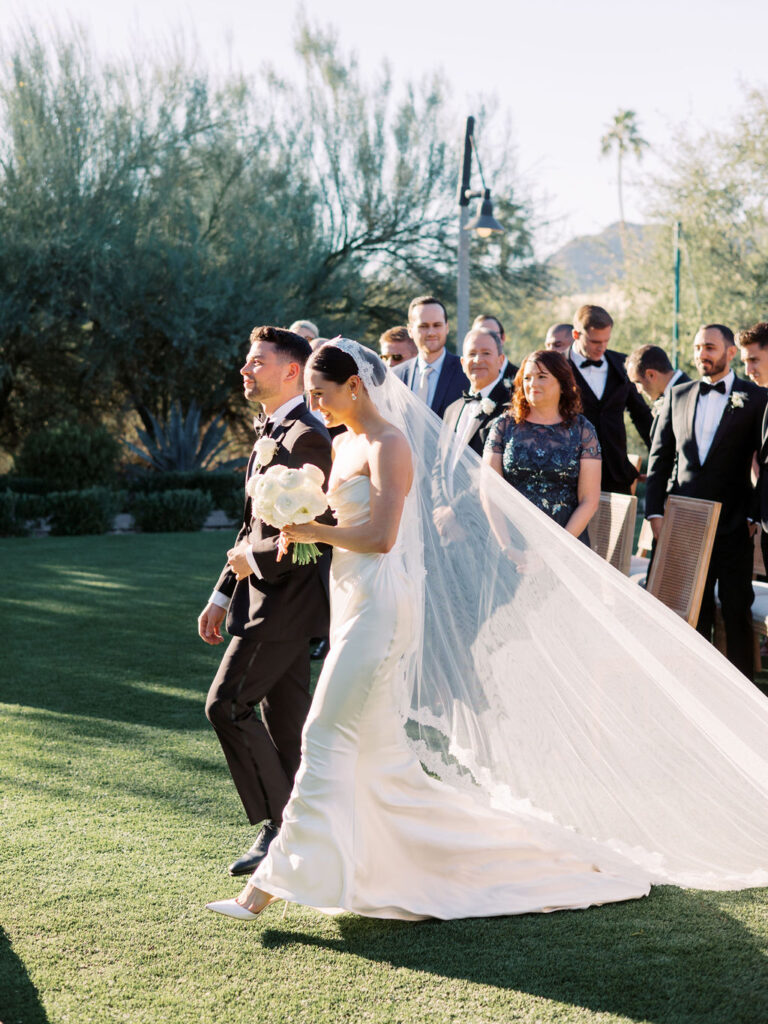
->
[393, 295, 469, 419]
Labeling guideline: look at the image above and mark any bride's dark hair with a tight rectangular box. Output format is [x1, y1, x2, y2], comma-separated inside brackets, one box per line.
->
[307, 342, 387, 387]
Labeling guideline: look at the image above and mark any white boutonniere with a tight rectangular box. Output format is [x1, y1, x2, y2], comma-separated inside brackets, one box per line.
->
[253, 437, 279, 468]
[479, 397, 497, 417]
[728, 391, 747, 411]
[502, 376, 514, 390]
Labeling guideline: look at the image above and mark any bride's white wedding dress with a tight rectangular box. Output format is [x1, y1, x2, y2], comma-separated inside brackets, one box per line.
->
[253, 475, 650, 919]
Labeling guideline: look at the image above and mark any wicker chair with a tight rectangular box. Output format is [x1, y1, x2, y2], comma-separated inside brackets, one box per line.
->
[646, 495, 721, 627]
[588, 492, 638, 576]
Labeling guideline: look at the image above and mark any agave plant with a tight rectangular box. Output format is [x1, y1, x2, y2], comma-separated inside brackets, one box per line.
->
[125, 401, 246, 472]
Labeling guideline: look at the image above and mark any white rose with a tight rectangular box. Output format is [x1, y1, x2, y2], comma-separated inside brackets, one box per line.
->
[729, 392, 747, 409]
[479, 397, 496, 416]
[301, 463, 325, 488]
[279, 468, 304, 490]
[253, 437, 278, 467]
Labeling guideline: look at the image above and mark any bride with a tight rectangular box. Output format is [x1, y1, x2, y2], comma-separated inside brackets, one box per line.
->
[206, 338, 768, 921]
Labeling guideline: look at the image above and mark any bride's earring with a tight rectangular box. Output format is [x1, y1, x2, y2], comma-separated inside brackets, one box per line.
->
[351, 393, 357, 401]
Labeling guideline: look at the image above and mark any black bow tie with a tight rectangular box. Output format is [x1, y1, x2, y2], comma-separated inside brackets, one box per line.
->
[461, 391, 481, 403]
[580, 358, 604, 369]
[699, 380, 726, 396]
[253, 416, 273, 437]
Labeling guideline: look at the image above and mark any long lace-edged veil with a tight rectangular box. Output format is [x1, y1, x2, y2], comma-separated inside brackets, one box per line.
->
[320, 338, 768, 890]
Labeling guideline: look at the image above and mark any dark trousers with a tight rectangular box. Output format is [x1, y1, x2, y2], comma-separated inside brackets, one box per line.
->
[205, 636, 311, 825]
[697, 526, 755, 681]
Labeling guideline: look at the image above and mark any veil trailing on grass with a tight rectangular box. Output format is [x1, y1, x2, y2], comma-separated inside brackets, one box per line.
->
[328, 338, 768, 890]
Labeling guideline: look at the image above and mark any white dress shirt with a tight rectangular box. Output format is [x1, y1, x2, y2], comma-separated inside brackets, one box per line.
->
[694, 370, 733, 464]
[571, 346, 608, 400]
[413, 348, 446, 407]
[209, 393, 306, 608]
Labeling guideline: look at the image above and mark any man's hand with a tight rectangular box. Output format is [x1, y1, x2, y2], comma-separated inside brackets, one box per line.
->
[198, 602, 226, 645]
[649, 516, 664, 541]
[227, 543, 253, 582]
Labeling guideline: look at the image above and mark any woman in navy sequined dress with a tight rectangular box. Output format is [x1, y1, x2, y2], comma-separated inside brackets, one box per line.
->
[484, 349, 601, 544]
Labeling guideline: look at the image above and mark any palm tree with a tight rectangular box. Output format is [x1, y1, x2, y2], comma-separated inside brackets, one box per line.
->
[600, 109, 649, 257]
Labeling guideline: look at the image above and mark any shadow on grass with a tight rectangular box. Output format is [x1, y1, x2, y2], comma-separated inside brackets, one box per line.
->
[261, 888, 768, 1024]
[0, 927, 50, 1024]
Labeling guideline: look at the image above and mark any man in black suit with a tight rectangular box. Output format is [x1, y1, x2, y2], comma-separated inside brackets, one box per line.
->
[394, 295, 469, 418]
[646, 324, 766, 679]
[198, 326, 332, 874]
[626, 344, 691, 446]
[567, 305, 652, 493]
[739, 321, 768, 575]
[433, 326, 515, 544]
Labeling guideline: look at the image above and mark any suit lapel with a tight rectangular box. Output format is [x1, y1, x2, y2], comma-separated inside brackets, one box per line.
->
[704, 378, 746, 460]
[685, 381, 701, 465]
[431, 357, 452, 413]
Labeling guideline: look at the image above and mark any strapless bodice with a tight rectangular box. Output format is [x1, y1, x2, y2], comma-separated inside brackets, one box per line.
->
[328, 474, 371, 528]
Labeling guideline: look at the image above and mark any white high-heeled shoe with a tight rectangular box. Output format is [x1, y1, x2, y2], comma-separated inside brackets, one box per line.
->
[205, 894, 282, 920]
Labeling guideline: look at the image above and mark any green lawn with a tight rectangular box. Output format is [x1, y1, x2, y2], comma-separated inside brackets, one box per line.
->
[2, 533, 768, 1024]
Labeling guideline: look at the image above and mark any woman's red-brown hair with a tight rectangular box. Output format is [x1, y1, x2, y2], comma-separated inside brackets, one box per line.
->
[510, 349, 583, 425]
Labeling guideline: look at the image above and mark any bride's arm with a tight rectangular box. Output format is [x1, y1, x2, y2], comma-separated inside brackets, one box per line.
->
[281, 432, 413, 554]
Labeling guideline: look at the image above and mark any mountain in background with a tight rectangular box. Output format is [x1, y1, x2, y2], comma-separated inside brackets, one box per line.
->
[548, 222, 659, 293]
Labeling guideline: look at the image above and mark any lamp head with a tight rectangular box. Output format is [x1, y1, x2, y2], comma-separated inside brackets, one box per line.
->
[465, 189, 504, 238]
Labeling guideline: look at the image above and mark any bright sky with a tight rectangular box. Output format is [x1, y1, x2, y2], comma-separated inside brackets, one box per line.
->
[2, 0, 765, 254]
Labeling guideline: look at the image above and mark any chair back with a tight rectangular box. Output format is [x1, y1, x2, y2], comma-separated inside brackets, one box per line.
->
[646, 495, 721, 626]
[589, 492, 638, 575]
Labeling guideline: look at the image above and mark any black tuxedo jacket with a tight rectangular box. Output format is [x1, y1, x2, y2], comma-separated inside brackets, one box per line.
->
[568, 348, 653, 492]
[394, 351, 470, 419]
[214, 401, 333, 640]
[646, 375, 767, 535]
[441, 373, 514, 459]
[760, 404, 768, 532]
[649, 371, 691, 447]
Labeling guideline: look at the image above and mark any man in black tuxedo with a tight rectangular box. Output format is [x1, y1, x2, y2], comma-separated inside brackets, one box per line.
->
[394, 295, 469, 418]
[646, 324, 766, 680]
[433, 326, 515, 544]
[739, 321, 768, 575]
[626, 344, 691, 446]
[567, 305, 652, 493]
[198, 326, 332, 874]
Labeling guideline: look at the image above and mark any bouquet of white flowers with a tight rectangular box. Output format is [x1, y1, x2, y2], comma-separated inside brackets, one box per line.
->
[246, 463, 328, 565]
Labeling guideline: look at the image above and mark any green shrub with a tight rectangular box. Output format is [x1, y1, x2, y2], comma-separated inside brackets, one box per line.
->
[131, 489, 213, 533]
[47, 487, 121, 536]
[0, 474, 50, 495]
[0, 490, 28, 536]
[124, 469, 243, 509]
[219, 485, 246, 523]
[15, 423, 121, 491]
[15, 493, 47, 520]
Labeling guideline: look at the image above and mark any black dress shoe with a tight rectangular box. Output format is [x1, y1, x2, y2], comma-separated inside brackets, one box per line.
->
[311, 637, 329, 660]
[228, 820, 280, 876]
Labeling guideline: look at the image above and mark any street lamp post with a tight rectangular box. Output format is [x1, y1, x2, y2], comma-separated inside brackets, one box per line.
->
[456, 115, 504, 342]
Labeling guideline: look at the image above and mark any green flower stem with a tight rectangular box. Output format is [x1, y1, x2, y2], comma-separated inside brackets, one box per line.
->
[292, 541, 322, 565]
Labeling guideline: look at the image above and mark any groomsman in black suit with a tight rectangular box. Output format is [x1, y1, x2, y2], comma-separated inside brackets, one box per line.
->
[394, 295, 470, 418]
[739, 321, 768, 574]
[198, 326, 332, 874]
[626, 344, 691, 445]
[567, 305, 652, 493]
[646, 324, 766, 679]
